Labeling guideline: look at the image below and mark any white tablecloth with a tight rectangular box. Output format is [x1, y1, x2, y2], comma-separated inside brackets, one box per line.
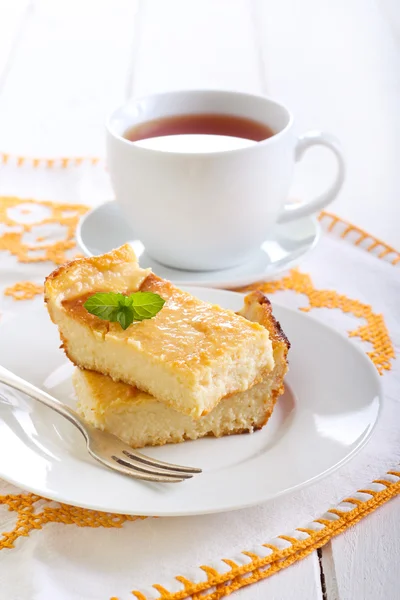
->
[0, 159, 398, 600]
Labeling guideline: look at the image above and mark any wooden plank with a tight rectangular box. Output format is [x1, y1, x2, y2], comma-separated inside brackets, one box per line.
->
[253, 0, 400, 247]
[0, 0, 30, 84]
[234, 554, 323, 599]
[379, 0, 400, 38]
[0, 0, 138, 156]
[323, 496, 400, 600]
[129, 0, 263, 97]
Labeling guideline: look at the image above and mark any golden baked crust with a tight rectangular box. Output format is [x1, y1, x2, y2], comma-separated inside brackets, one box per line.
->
[240, 290, 290, 428]
[45, 245, 150, 302]
[239, 290, 290, 352]
[45, 245, 274, 418]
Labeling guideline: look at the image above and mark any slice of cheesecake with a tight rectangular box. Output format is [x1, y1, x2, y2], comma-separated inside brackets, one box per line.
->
[73, 292, 289, 448]
[45, 245, 274, 418]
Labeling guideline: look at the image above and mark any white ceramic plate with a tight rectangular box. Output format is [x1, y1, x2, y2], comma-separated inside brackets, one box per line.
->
[0, 288, 381, 516]
[76, 201, 320, 288]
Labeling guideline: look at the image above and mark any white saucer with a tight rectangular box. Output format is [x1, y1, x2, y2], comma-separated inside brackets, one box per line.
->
[77, 202, 320, 288]
[0, 288, 381, 517]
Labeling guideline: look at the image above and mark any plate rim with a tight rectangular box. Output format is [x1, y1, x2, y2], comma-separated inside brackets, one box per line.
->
[0, 289, 383, 516]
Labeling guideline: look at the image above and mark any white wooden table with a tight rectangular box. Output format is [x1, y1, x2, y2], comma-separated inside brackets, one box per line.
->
[0, 1, 398, 598]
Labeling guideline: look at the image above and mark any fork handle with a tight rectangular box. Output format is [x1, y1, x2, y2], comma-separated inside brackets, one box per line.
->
[0, 365, 88, 439]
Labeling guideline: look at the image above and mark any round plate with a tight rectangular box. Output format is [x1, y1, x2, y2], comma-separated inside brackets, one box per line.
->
[0, 288, 381, 516]
[76, 202, 320, 289]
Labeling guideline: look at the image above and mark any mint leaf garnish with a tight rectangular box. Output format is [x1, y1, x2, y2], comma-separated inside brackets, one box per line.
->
[83, 292, 121, 321]
[116, 307, 134, 330]
[130, 291, 167, 321]
[83, 291, 165, 330]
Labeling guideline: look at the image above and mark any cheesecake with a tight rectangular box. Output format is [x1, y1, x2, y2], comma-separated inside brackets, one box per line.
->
[73, 292, 289, 448]
[45, 245, 274, 418]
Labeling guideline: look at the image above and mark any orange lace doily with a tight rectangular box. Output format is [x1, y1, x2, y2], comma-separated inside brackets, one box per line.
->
[0, 189, 398, 600]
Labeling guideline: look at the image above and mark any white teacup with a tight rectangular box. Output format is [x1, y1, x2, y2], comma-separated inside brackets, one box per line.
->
[106, 90, 345, 271]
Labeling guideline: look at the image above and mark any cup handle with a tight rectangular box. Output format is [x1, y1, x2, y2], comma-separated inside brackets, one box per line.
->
[277, 130, 345, 223]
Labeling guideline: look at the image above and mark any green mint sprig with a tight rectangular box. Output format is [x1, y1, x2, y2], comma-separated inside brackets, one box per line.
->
[83, 291, 165, 330]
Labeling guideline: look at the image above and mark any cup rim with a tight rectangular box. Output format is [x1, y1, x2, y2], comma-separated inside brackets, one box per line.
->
[106, 89, 294, 157]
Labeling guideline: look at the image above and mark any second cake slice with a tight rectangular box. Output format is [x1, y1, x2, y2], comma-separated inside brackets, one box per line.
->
[45, 245, 274, 418]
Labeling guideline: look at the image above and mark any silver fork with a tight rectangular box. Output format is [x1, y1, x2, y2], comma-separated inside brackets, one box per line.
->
[0, 366, 201, 483]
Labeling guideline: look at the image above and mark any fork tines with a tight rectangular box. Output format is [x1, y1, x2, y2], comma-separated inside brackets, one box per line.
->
[102, 450, 202, 483]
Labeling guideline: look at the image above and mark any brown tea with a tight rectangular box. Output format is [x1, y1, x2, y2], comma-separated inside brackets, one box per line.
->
[124, 113, 275, 143]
